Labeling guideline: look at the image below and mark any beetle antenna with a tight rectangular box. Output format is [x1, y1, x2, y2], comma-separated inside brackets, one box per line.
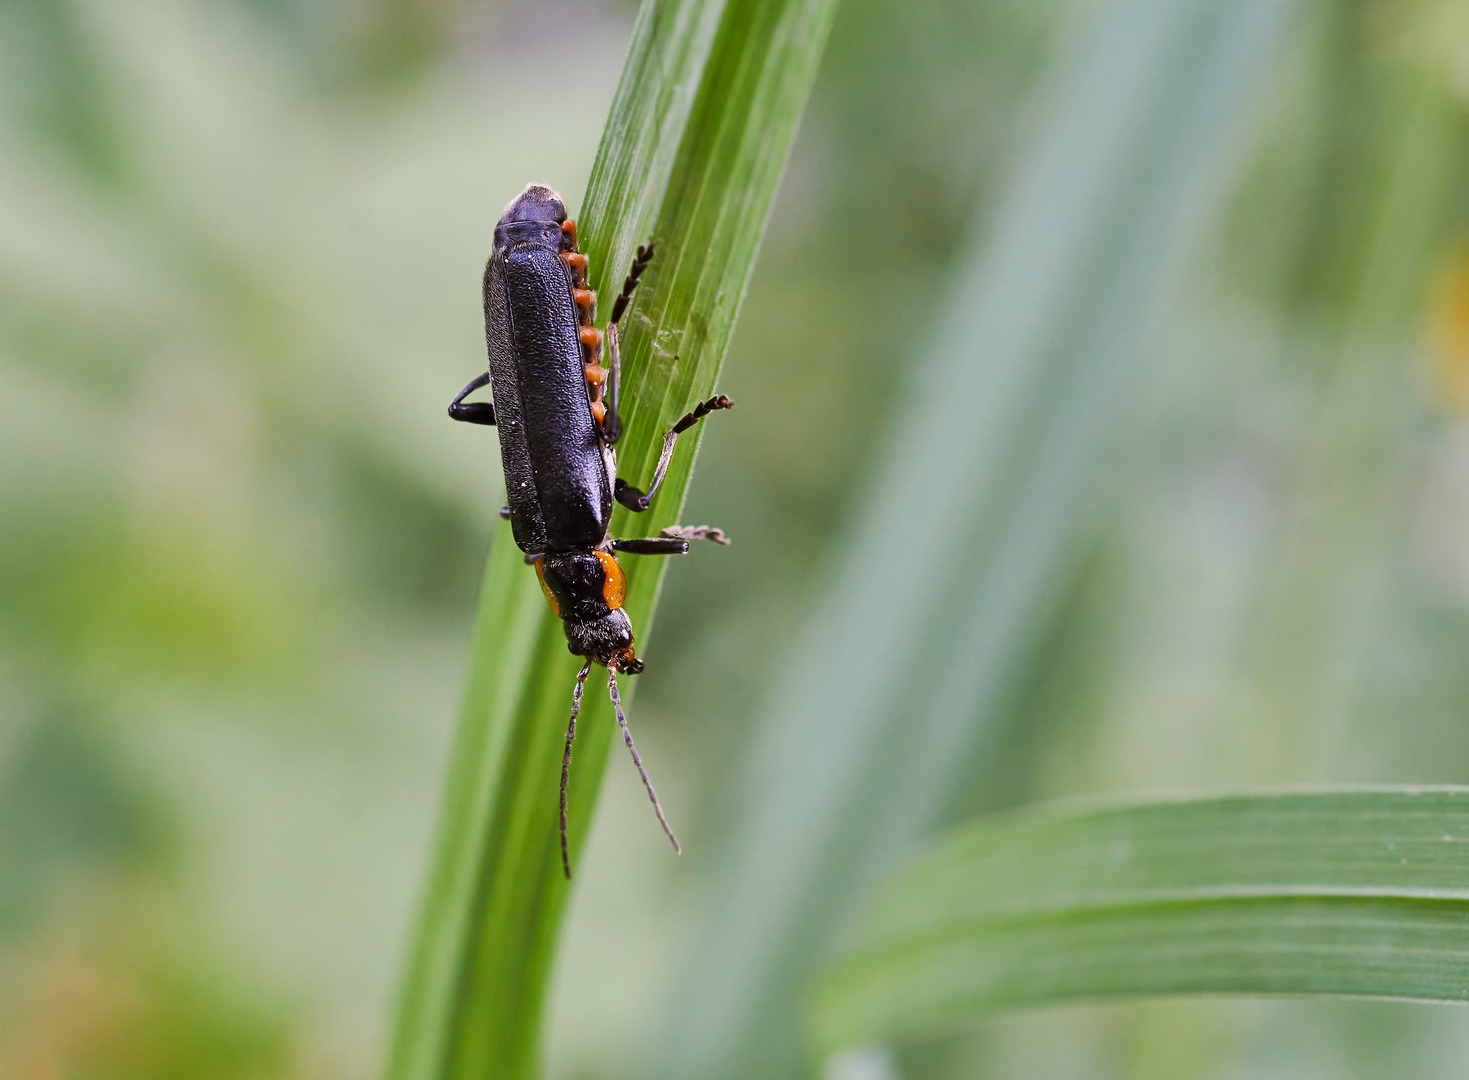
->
[607, 665, 681, 854]
[560, 659, 594, 879]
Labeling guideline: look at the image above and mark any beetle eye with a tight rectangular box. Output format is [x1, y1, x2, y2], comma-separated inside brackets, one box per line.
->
[533, 557, 561, 617]
[595, 551, 626, 610]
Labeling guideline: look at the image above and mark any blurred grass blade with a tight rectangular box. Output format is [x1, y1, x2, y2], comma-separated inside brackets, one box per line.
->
[384, 2, 838, 1079]
[657, 0, 1299, 1076]
[811, 788, 1469, 1052]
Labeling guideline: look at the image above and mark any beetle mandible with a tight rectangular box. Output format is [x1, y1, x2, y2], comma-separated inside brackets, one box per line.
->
[449, 184, 733, 877]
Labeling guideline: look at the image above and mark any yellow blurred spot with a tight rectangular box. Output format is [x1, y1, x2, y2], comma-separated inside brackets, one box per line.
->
[1431, 251, 1469, 414]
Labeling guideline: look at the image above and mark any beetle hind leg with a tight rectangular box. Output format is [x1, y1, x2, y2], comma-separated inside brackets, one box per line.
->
[600, 238, 658, 447]
[609, 242, 655, 328]
[448, 372, 496, 426]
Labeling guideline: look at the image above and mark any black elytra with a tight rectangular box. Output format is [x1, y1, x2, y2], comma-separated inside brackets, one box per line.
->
[448, 183, 734, 876]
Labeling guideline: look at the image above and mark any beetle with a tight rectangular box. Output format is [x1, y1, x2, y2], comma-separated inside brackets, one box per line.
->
[448, 183, 733, 877]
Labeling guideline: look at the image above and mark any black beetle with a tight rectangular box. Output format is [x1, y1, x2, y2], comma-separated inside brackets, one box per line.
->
[449, 183, 733, 876]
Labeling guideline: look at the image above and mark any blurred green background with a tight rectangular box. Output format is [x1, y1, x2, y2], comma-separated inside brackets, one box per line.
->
[5, 0, 1469, 1078]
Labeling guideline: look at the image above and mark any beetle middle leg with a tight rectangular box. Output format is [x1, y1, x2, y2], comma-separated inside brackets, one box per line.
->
[448, 371, 496, 426]
[614, 395, 735, 512]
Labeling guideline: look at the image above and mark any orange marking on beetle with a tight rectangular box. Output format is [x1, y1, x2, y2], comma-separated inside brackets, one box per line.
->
[533, 556, 561, 617]
[561, 218, 578, 245]
[590, 400, 607, 425]
[579, 326, 603, 349]
[595, 551, 626, 610]
[585, 363, 607, 388]
[573, 289, 595, 317]
[560, 251, 588, 288]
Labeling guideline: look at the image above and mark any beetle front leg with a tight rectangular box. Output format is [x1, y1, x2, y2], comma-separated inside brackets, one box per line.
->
[610, 524, 731, 554]
[614, 395, 734, 511]
[660, 524, 731, 546]
[610, 537, 690, 555]
[448, 372, 496, 426]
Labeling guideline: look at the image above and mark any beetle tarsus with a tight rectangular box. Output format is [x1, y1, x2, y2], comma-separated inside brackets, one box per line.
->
[603, 324, 625, 445]
[672, 395, 734, 434]
[660, 524, 731, 546]
[602, 243, 656, 444]
[609, 242, 656, 328]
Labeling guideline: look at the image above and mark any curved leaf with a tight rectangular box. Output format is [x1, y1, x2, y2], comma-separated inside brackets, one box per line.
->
[384, 1, 838, 1079]
[810, 788, 1469, 1055]
[658, 0, 1300, 1075]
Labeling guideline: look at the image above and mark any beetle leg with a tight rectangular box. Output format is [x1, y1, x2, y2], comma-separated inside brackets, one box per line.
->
[448, 371, 496, 426]
[614, 395, 734, 511]
[660, 524, 731, 546]
[610, 537, 690, 555]
[602, 323, 624, 446]
[609, 241, 655, 328]
[599, 242, 656, 447]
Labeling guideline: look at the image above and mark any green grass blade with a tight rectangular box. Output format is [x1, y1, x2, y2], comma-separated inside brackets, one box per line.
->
[810, 788, 1469, 1054]
[657, 0, 1298, 1076]
[384, 2, 838, 1078]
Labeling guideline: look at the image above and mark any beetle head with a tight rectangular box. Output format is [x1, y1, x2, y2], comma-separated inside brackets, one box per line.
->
[563, 608, 643, 674]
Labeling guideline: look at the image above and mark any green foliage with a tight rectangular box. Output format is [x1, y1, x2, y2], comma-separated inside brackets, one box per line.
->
[811, 789, 1469, 1053]
[0, 707, 149, 935]
[654, 2, 1302, 1076]
[384, 1, 839, 1078]
[6, 0, 1469, 1077]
